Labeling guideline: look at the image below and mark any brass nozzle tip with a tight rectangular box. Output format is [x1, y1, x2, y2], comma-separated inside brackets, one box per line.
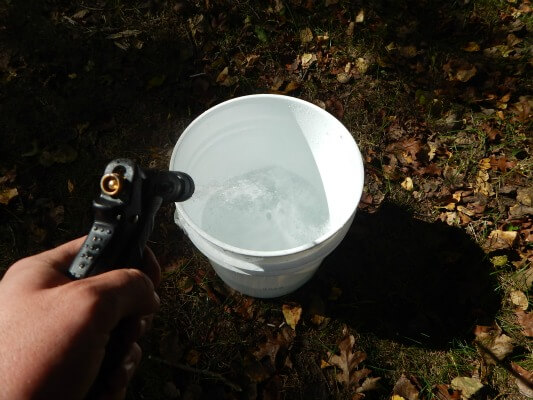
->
[100, 173, 123, 196]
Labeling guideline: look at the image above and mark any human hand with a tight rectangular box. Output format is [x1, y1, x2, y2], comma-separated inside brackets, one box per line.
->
[0, 237, 161, 400]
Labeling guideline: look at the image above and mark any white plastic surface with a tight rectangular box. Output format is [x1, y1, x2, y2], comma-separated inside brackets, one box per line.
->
[170, 94, 364, 298]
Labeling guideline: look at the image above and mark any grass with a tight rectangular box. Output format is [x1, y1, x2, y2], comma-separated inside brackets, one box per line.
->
[1, 0, 532, 399]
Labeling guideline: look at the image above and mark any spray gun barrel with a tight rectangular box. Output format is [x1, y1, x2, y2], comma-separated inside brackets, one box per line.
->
[67, 158, 194, 280]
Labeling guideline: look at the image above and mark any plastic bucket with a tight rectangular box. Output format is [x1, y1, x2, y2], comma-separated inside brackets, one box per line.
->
[170, 94, 364, 298]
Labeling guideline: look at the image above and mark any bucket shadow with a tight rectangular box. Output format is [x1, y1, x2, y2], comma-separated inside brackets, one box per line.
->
[302, 202, 501, 349]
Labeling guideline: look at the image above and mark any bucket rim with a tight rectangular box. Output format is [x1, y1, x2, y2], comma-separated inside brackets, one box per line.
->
[170, 94, 364, 258]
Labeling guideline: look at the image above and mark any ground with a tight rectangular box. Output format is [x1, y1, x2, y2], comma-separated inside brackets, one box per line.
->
[0, 0, 532, 399]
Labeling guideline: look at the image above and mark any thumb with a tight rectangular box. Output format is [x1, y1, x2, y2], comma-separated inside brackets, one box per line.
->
[80, 268, 160, 332]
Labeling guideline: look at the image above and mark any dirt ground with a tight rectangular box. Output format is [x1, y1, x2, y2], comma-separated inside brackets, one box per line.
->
[1, 1, 532, 399]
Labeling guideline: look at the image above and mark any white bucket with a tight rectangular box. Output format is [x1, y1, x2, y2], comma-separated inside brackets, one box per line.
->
[170, 94, 364, 298]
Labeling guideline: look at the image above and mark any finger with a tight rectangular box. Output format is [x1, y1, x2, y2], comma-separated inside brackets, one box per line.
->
[32, 236, 87, 272]
[82, 268, 160, 331]
[3, 237, 87, 289]
[142, 246, 161, 288]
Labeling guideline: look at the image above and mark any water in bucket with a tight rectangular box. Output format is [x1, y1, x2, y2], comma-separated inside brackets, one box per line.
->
[196, 165, 330, 251]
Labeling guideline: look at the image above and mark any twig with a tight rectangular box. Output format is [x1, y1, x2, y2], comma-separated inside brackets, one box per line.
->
[148, 355, 242, 392]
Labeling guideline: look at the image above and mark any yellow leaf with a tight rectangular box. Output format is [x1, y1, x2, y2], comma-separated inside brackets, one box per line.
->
[462, 41, 480, 52]
[391, 396, 406, 400]
[355, 9, 365, 23]
[301, 53, 316, 67]
[283, 81, 300, 93]
[401, 177, 414, 191]
[0, 187, 18, 205]
[282, 304, 302, 330]
[320, 359, 332, 368]
[478, 158, 491, 170]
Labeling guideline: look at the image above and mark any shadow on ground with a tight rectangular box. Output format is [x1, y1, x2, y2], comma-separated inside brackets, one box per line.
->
[298, 203, 501, 349]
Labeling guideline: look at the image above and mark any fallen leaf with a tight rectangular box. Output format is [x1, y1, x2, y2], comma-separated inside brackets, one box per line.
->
[517, 187, 533, 206]
[325, 331, 369, 388]
[484, 230, 518, 251]
[216, 67, 237, 86]
[393, 375, 420, 400]
[392, 396, 406, 400]
[515, 310, 533, 337]
[478, 158, 491, 170]
[434, 384, 462, 400]
[510, 290, 529, 310]
[474, 325, 514, 363]
[67, 179, 75, 193]
[510, 363, 533, 398]
[346, 21, 355, 36]
[474, 170, 494, 197]
[0, 187, 18, 205]
[106, 29, 141, 40]
[462, 42, 480, 52]
[72, 9, 89, 19]
[301, 53, 316, 68]
[253, 329, 293, 367]
[300, 28, 313, 44]
[399, 46, 417, 58]
[450, 377, 483, 399]
[185, 349, 200, 366]
[337, 72, 351, 83]
[355, 9, 365, 23]
[401, 177, 414, 191]
[39, 144, 78, 166]
[456, 66, 477, 82]
[355, 57, 370, 74]
[282, 304, 302, 330]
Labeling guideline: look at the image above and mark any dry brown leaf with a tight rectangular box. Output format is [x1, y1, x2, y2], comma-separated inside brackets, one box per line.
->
[517, 187, 533, 206]
[0, 187, 18, 205]
[515, 310, 533, 337]
[393, 375, 420, 400]
[455, 66, 477, 82]
[399, 46, 417, 58]
[484, 230, 518, 251]
[434, 384, 462, 400]
[510, 363, 533, 398]
[462, 42, 480, 52]
[282, 304, 302, 330]
[325, 332, 369, 388]
[474, 170, 494, 196]
[474, 325, 514, 364]
[510, 290, 529, 310]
